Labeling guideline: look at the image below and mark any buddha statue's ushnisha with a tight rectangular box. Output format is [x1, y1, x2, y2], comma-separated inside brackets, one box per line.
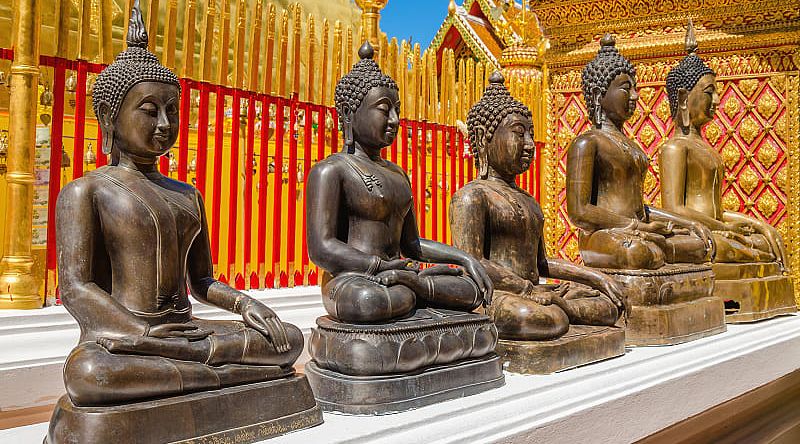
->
[55, 1, 304, 408]
[451, 72, 624, 342]
[306, 42, 493, 324]
[660, 20, 786, 269]
[566, 34, 714, 270]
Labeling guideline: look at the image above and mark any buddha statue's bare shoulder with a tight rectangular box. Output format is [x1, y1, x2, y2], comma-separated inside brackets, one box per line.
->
[451, 180, 489, 208]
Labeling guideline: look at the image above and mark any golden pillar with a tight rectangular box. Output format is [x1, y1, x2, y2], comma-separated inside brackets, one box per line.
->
[0, 0, 43, 309]
[354, 0, 387, 57]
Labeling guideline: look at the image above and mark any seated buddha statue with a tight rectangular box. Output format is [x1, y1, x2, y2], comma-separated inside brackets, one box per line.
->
[449, 73, 626, 372]
[565, 35, 725, 345]
[47, 5, 320, 443]
[304, 42, 502, 413]
[659, 21, 795, 321]
[567, 34, 714, 270]
[450, 72, 624, 338]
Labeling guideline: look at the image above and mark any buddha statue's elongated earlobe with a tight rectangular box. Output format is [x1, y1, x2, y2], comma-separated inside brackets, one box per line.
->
[96, 102, 114, 155]
[342, 112, 355, 153]
[677, 87, 690, 135]
[474, 127, 489, 179]
[592, 87, 604, 129]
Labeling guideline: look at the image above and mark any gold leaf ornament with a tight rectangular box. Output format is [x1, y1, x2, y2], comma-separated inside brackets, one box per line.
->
[564, 238, 580, 261]
[638, 87, 656, 105]
[565, 102, 582, 127]
[723, 96, 740, 119]
[722, 192, 741, 212]
[738, 167, 760, 195]
[721, 141, 741, 169]
[756, 141, 778, 169]
[655, 99, 671, 122]
[644, 169, 657, 194]
[757, 192, 778, 218]
[739, 116, 759, 144]
[639, 124, 655, 147]
[705, 121, 722, 145]
[757, 93, 778, 120]
[739, 79, 759, 98]
[774, 113, 787, 142]
[775, 168, 786, 192]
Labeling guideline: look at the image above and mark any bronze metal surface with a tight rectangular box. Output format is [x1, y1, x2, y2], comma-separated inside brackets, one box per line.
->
[45, 375, 323, 444]
[305, 354, 504, 415]
[497, 325, 625, 374]
[713, 263, 797, 323]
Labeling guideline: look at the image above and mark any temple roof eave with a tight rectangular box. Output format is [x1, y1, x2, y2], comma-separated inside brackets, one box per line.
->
[429, 5, 500, 68]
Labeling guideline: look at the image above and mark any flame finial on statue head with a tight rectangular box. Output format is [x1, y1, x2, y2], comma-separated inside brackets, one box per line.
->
[685, 19, 698, 55]
[126, 0, 149, 49]
[665, 19, 715, 116]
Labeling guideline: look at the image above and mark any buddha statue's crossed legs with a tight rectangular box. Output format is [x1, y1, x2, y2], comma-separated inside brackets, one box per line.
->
[322, 265, 482, 323]
[579, 228, 707, 270]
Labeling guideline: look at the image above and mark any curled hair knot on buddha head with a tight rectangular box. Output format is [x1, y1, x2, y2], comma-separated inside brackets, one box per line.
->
[665, 19, 715, 118]
[91, 0, 181, 154]
[467, 71, 532, 178]
[334, 41, 399, 153]
[581, 34, 636, 127]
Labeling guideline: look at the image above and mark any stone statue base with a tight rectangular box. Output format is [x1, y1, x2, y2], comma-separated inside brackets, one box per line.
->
[496, 325, 625, 374]
[45, 375, 322, 444]
[713, 262, 797, 323]
[305, 354, 504, 415]
[307, 308, 503, 414]
[598, 264, 726, 346]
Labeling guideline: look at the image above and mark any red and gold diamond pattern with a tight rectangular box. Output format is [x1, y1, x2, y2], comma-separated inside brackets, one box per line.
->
[549, 74, 788, 260]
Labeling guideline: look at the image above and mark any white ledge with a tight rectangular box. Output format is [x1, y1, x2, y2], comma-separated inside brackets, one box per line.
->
[2, 296, 800, 443]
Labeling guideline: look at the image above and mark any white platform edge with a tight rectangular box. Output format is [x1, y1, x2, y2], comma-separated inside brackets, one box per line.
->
[1, 292, 799, 444]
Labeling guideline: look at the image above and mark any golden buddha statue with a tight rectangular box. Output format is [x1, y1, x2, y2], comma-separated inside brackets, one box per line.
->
[565, 35, 725, 345]
[659, 21, 796, 322]
[450, 72, 626, 373]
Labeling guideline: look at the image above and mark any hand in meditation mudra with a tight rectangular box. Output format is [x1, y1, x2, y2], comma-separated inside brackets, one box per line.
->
[660, 21, 787, 270]
[56, 6, 302, 407]
[306, 43, 493, 323]
[567, 34, 714, 270]
[450, 72, 624, 341]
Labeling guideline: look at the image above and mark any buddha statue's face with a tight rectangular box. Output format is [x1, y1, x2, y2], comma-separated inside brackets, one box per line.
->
[599, 73, 638, 124]
[112, 81, 180, 160]
[485, 113, 535, 177]
[351, 86, 400, 150]
[686, 74, 719, 128]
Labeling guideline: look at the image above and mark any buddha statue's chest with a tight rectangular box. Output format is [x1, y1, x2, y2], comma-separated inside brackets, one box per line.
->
[481, 182, 542, 240]
[595, 132, 649, 179]
[687, 143, 724, 183]
[336, 156, 413, 221]
[92, 168, 201, 264]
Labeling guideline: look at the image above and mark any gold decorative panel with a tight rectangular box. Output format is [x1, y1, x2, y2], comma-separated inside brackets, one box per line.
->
[724, 96, 741, 119]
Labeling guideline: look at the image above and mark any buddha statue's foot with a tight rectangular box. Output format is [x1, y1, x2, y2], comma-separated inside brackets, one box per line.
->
[580, 229, 708, 269]
[306, 308, 503, 414]
[560, 285, 620, 327]
[488, 291, 571, 341]
[711, 262, 797, 323]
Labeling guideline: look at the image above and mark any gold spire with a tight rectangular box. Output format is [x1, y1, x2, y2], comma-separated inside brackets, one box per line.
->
[448, 0, 457, 16]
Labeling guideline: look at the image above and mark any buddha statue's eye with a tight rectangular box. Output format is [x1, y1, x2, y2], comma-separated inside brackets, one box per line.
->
[166, 103, 178, 115]
[140, 102, 158, 116]
[376, 103, 390, 114]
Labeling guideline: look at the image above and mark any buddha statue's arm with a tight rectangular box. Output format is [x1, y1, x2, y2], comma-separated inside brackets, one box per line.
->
[449, 189, 533, 294]
[305, 161, 390, 275]
[186, 191, 292, 352]
[400, 206, 493, 301]
[722, 211, 788, 267]
[566, 136, 639, 231]
[538, 238, 625, 310]
[659, 141, 729, 231]
[56, 180, 149, 338]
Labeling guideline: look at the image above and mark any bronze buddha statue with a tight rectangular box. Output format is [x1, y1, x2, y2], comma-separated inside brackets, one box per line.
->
[449, 72, 626, 373]
[565, 35, 725, 345]
[659, 21, 796, 322]
[46, 3, 321, 442]
[304, 42, 503, 413]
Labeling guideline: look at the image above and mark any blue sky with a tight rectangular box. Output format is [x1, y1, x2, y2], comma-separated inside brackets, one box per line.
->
[379, 0, 452, 51]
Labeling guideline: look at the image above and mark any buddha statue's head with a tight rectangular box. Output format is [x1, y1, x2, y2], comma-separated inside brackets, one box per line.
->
[93, 0, 181, 161]
[467, 71, 534, 180]
[665, 20, 718, 134]
[334, 41, 400, 154]
[582, 34, 638, 128]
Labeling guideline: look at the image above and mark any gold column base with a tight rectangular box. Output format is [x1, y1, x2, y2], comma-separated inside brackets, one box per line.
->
[0, 255, 43, 309]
